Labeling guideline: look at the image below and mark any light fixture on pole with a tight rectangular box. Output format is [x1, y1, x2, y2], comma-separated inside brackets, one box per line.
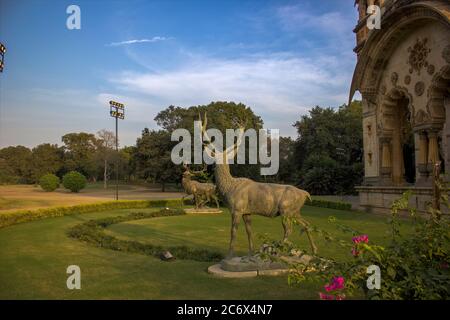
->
[109, 100, 125, 200]
[0, 42, 6, 73]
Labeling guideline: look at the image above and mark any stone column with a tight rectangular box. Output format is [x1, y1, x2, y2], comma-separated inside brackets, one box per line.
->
[416, 131, 430, 186]
[427, 130, 440, 168]
[380, 137, 392, 184]
[444, 96, 450, 182]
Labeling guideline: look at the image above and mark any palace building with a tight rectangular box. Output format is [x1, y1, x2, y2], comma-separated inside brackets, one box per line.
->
[350, 0, 450, 213]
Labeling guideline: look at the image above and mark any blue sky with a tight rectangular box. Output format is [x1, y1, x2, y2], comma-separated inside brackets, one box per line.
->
[0, 0, 359, 148]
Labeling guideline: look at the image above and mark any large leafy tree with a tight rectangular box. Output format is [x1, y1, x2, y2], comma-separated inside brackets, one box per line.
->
[155, 101, 264, 180]
[30, 143, 64, 182]
[134, 129, 181, 192]
[293, 101, 363, 194]
[61, 132, 99, 181]
[0, 146, 33, 183]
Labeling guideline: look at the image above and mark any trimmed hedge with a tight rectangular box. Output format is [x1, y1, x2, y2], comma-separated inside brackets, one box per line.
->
[0, 199, 185, 229]
[306, 198, 352, 211]
[67, 208, 224, 262]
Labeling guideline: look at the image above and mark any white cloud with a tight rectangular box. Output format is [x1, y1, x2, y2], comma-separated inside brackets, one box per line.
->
[107, 36, 172, 47]
[109, 53, 352, 137]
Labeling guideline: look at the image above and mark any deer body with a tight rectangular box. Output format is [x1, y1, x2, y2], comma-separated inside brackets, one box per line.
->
[181, 167, 220, 209]
[214, 163, 316, 257]
[199, 113, 317, 258]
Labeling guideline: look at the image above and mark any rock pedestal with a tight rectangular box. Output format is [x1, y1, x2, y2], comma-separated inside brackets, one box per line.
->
[207, 253, 312, 278]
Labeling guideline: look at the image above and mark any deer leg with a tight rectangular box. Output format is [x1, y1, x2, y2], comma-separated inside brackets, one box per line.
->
[213, 194, 220, 208]
[227, 213, 241, 259]
[282, 216, 292, 242]
[216, 197, 220, 209]
[194, 194, 200, 209]
[296, 216, 318, 255]
[242, 214, 254, 256]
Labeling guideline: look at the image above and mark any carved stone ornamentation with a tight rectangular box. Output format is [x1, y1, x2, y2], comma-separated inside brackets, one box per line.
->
[407, 38, 431, 75]
[443, 45, 450, 64]
[404, 75, 411, 85]
[414, 109, 430, 126]
[391, 72, 398, 86]
[380, 84, 387, 95]
[415, 81, 425, 96]
[427, 64, 435, 75]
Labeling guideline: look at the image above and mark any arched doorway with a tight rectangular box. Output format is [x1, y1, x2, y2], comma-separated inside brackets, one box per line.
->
[429, 66, 450, 178]
[381, 88, 415, 185]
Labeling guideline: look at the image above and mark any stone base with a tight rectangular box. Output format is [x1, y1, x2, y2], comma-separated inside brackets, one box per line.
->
[183, 208, 223, 215]
[208, 254, 312, 278]
[356, 185, 449, 214]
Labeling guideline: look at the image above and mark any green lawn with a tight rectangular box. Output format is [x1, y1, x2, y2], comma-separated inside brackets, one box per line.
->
[0, 205, 412, 299]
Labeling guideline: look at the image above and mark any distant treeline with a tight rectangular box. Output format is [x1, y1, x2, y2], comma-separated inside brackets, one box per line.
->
[0, 101, 363, 194]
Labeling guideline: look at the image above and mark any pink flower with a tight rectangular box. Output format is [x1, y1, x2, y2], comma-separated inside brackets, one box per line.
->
[351, 247, 360, 257]
[352, 234, 369, 244]
[324, 276, 345, 292]
[319, 292, 335, 300]
[318, 292, 346, 300]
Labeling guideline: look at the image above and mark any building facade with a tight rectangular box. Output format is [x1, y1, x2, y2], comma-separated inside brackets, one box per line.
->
[350, 0, 450, 213]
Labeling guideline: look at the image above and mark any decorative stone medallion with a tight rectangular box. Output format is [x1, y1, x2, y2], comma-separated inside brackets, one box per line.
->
[404, 75, 411, 85]
[414, 81, 425, 96]
[407, 38, 431, 75]
[427, 64, 435, 75]
[391, 72, 398, 85]
[415, 109, 430, 125]
[443, 45, 450, 64]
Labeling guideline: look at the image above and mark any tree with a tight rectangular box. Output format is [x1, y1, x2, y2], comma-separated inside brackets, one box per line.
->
[293, 101, 363, 194]
[0, 146, 33, 183]
[119, 146, 136, 182]
[96, 129, 117, 189]
[61, 132, 99, 181]
[31, 144, 64, 182]
[134, 129, 181, 192]
[155, 101, 264, 180]
[276, 136, 296, 184]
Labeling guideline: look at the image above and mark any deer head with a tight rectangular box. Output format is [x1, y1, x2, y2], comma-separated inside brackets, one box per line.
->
[182, 162, 207, 178]
[199, 112, 245, 164]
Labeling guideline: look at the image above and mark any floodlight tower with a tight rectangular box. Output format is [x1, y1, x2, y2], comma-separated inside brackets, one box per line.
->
[109, 100, 125, 200]
[0, 42, 6, 72]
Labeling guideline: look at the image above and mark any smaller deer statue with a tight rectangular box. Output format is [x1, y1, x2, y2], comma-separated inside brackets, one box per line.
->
[181, 164, 220, 209]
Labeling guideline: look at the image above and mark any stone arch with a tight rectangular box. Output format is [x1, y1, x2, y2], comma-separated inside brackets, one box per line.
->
[349, 2, 450, 103]
[428, 66, 450, 177]
[379, 87, 415, 185]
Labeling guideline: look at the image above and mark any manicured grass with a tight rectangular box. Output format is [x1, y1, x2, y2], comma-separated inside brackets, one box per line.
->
[0, 205, 412, 299]
[0, 184, 184, 213]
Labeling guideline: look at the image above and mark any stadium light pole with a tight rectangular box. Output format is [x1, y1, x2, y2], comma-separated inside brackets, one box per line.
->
[109, 100, 125, 200]
[0, 42, 6, 73]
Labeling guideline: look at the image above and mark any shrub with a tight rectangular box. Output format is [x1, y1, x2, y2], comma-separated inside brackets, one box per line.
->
[0, 198, 187, 229]
[62, 171, 87, 192]
[278, 190, 450, 300]
[39, 173, 60, 192]
[306, 198, 352, 211]
[67, 208, 224, 262]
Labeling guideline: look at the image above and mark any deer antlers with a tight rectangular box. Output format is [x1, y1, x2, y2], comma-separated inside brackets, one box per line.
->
[198, 112, 245, 161]
[183, 162, 207, 174]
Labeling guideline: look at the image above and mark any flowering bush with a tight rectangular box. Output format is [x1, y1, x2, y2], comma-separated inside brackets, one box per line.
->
[319, 276, 346, 300]
[351, 234, 369, 257]
[272, 189, 450, 300]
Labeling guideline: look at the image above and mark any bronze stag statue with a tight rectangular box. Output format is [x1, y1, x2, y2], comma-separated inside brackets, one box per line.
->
[181, 164, 220, 209]
[199, 113, 317, 258]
